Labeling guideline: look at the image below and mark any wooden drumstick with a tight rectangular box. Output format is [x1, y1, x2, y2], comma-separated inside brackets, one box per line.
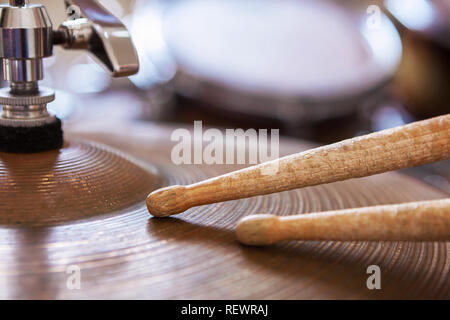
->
[147, 114, 450, 217]
[236, 199, 450, 245]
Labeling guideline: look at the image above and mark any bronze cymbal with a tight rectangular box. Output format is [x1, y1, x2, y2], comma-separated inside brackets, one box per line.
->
[0, 120, 448, 299]
[0, 141, 160, 226]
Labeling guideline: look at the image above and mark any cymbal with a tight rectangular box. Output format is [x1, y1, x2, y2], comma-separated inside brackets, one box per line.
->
[0, 141, 160, 226]
[0, 120, 448, 299]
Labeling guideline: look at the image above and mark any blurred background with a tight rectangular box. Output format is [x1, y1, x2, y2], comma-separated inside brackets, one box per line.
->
[3, 0, 449, 191]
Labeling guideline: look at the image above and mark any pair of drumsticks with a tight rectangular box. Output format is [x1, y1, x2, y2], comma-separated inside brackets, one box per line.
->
[147, 115, 450, 245]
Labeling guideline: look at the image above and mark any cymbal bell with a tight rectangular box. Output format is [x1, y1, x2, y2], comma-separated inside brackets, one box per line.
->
[0, 140, 160, 226]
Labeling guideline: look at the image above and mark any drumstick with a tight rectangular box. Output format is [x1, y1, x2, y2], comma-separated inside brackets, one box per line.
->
[147, 114, 450, 217]
[236, 199, 450, 245]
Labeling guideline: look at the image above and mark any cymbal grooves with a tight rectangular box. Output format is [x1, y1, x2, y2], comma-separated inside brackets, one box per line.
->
[0, 141, 160, 226]
[0, 127, 448, 299]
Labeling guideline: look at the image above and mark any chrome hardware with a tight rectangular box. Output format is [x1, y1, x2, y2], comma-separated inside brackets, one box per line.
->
[0, 0, 139, 121]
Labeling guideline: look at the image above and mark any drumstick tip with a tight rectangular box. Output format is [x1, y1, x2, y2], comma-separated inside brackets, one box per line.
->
[236, 214, 281, 246]
[146, 185, 190, 217]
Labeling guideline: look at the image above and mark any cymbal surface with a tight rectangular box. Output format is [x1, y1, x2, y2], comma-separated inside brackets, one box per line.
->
[0, 141, 160, 226]
[0, 121, 448, 299]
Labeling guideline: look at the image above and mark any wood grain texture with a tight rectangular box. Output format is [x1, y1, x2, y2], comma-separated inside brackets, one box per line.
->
[147, 115, 450, 217]
[236, 199, 450, 245]
[0, 121, 448, 299]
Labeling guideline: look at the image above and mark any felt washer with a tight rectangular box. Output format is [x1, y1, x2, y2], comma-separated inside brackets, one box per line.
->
[0, 116, 63, 153]
[0, 86, 63, 153]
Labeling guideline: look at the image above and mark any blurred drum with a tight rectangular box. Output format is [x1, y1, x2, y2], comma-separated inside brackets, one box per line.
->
[385, 0, 450, 118]
[130, 0, 402, 123]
